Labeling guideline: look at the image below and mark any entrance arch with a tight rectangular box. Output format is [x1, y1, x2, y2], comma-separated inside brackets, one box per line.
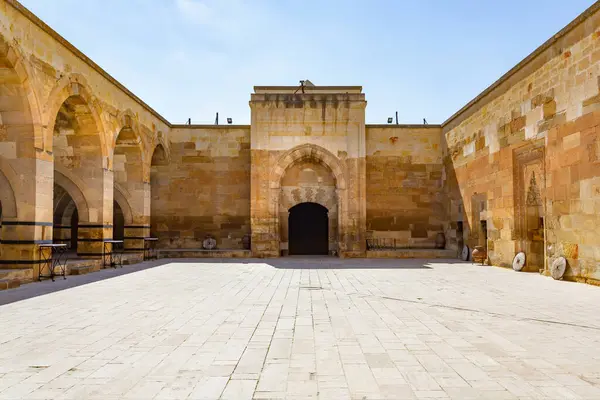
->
[48, 79, 110, 257]
[273, 145, 344, 256]
[150, 143, 169, 240]
[288, 203, 329, 255]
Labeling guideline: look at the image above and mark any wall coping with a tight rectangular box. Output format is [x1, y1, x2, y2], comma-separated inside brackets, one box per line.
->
[254, 86, 363, 94]
[170, 124, 251, 129]
[366, 124, 442, 129]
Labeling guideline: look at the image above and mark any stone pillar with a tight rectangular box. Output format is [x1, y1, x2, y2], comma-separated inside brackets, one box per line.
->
[0, 37, 53, 279]
[250, 150, 279, 257]
[114, 129, 150, 256]
[340, 157, 367, 257]
[77, 169, 113, 258]
[0, 155, 54, 280]
[123, 225, 150, 252]
[119, 179, 151, 256]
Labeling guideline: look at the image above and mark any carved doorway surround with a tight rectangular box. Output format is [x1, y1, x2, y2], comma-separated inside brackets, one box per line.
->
[513, 142, 546, 272]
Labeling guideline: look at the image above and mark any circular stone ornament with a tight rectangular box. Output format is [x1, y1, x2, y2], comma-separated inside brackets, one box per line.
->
[461, 245, 470, 261]
[551, 256, 567, 280]
[202, 236, 217, 250]
[513, 252, 526, 271]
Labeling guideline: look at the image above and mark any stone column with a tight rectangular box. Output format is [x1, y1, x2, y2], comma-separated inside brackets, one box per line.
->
[250, 149, 279, 257]
[0, 154, 53, 280]
[121, 182, 151, 255]
[77, 168, 113, 258]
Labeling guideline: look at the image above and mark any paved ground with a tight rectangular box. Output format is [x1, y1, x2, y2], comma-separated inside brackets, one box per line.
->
[1, 258, 600, 400]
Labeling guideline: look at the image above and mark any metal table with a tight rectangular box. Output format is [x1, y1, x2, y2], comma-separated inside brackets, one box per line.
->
[39, 243, 68, 281]
[103, 240, 124, 269]
[143, 237, 158, 261]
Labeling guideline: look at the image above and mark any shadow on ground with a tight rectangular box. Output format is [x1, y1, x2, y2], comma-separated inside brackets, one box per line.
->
[0, 257, 466, 306]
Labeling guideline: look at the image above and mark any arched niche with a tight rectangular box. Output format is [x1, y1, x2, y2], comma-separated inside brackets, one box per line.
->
[271, 144, 347, 256]
[150, 143, 169, 239]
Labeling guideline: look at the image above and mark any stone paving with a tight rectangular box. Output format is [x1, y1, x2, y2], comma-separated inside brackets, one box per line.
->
[1, 258, 600, 400]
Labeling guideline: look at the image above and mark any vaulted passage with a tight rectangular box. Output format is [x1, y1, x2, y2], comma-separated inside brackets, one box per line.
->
[288, 202, 329, 255]
[113, 200, 125, 242]
[53, 183, 80, 253]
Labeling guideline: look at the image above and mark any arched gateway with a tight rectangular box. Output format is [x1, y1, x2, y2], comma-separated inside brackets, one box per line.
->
[276, 150, 341, 255]
[266, 143, 349, 257]
[250, 86, 367, 258]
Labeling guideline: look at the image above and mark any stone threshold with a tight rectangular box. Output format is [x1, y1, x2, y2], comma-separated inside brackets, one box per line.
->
[366, 249, 457, 259]
[157, 249, 252, 258]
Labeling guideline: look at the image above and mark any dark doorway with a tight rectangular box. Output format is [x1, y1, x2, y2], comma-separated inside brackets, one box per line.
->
[0, 201, 3, 257]
[480, 219, 488, 255]
[456, 221, 464, 253]
[288, 202, 328, 255]
[70, 209, 78, 251]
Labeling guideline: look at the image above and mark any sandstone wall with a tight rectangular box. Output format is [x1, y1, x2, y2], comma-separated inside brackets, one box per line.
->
[0, 0, 169, 162]
[366, 125, 445, 248]
[151, 126, 251, 249]
[0, 0, 171, 270]
[443, 4, 600, 283]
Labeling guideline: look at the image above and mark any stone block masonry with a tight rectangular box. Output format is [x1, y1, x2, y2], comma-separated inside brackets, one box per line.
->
[151, 126, 251, 250]
[0, 0, 599, 286]
[442, 2, 600, 283]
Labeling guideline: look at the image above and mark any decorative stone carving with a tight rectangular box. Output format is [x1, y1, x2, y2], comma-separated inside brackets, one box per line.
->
[526, 172, 542, 206]
[202, 235, 216, 250]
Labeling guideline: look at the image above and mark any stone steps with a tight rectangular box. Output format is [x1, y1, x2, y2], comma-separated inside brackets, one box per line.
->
[65, 258, 102, 274]
[0, 268, 33, 291]
[0, 279, 20, 290]
[69, 265, 95, 275]
[0, 268, 33, 281]
[366, 249, 458, 259]
[157, 249, 252, 258]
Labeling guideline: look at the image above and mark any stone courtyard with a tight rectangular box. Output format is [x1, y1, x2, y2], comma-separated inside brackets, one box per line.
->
[1, 0, 600, 287]
[1, 259, 600, 400]
[1, 0, 600, 398]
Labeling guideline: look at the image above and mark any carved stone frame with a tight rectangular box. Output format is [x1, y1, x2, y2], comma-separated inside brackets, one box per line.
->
[513, 141, 546, 251]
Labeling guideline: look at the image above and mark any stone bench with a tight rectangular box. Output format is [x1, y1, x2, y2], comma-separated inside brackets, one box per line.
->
[0, 279, 20, 291]
[157, 249, 252, 259]
[366, 249, 457, 259]
[69, 265, 95, 276]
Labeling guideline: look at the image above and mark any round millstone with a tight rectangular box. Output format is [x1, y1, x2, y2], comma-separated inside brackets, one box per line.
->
[461, 245, 470, 261]
[513, 252, 526, 271]
[551, 257, 567, 280]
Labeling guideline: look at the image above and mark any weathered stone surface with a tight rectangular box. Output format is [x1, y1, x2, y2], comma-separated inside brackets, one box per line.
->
[0, 0, 599, 284]
[442, 5, 600, 280]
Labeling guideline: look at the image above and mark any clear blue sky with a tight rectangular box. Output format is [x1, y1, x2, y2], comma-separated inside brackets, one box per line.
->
[20, 0, 595, 125]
